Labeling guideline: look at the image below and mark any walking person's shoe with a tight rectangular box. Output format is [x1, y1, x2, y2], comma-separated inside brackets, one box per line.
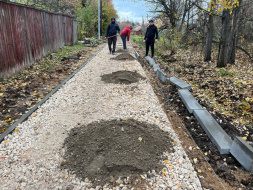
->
[112, 52, 115, 55]
[109, 50, 112, 54]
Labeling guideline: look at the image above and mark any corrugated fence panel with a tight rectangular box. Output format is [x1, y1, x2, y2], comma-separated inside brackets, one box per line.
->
[0, 1, 77, 78]
[73, 20, 78, 44]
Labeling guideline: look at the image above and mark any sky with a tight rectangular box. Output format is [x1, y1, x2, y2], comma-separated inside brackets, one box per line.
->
[113, 0, 153, 23]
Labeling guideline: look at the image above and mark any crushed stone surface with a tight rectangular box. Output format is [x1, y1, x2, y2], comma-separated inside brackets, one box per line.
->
[0, 41, 202, 190]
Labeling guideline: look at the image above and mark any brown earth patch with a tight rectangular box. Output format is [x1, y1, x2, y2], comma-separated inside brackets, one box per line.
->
[101, 70, 145, 85]
[111, 53, 136, 60]
[116, 49, 127, 53]
[61, 119, 173, 187]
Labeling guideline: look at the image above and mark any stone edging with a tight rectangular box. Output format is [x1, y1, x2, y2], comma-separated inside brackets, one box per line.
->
[134, 51, 253, 173]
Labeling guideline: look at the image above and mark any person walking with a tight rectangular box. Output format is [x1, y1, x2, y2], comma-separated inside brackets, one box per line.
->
[105, 17, 120, 55]
[144, 19, 158, 58]
[120, 25, 133, 50]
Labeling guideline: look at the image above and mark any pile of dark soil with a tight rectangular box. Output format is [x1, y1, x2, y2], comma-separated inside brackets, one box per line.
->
[101, 70, 145, 84]
[61, 119, 173, 186]
[116, 49, 126, 53]
[111, 53, 135, 60]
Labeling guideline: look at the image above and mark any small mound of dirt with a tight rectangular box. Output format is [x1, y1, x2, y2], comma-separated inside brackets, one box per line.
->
[61, 119, 173, 186]
[116, 49, 127, 53]
[101, 70, 146, 84]
[111, 53, 135, 60]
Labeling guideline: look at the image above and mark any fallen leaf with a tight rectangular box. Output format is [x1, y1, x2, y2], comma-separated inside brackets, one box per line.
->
[0, 93, 3, 96]
[169, 166, 173, 170]
[162, 170, 167, 176]
[64, 175, 69, 179]
[170, 174, 174, 178]
[27, 149, 31, 151]
[164, 160, 168, 164]
[197, 169, 202, 173]
[138, 137, 142, 142]
[0, 157, 5, 162]
[177, 184, 181, 188]
[193, 158, 198, 164]
[173, 140, 178, 146]
[4, 140, 9, 144]
[208, 168, 212, 171]
[140, 175, 145, 179]
[242, 137, 247, 141]
[246, 104, 251, 110]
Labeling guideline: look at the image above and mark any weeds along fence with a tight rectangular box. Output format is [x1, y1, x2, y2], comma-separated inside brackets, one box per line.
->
[0, 1, 78, 78]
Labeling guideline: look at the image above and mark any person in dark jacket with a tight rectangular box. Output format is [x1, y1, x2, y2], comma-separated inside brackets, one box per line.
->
[144, 19, 158, 58]
[105, 17, 120, 55]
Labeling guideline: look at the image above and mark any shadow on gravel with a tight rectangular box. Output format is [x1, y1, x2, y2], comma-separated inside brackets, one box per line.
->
[101, 70, 146, 85]
[111, 53, 136, 60]
[61, 119, 174, 186]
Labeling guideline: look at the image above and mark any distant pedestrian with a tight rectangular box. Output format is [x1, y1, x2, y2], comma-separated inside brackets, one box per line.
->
[105, 17, 120, 55]
[144, 19, 158, 58]
[120, 26, 133, 50]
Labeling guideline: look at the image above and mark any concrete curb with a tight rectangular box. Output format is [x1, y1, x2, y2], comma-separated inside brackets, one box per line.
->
[193, 109, 233, 154]
[134, 50, 253, 171]
[178, 89, 204, 114]
[230, 136, 253, 172]
[169, 76, 191, 89]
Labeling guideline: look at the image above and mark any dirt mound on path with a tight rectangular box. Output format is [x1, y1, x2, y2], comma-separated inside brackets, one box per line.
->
[61, 119, 173, 186]
[116, 49, 126, 53]
[101, 70, 145, 84]
[111, 53, 135, 60]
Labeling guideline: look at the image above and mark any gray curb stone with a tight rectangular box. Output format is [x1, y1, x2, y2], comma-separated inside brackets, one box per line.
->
[178, 89, 203, 113]
[230, 136, 253, 172]
[169, 77, 191, 89]
[193, 109, 233, 154]
[156, 70, 168, 83]
[153, 64, 160, 72]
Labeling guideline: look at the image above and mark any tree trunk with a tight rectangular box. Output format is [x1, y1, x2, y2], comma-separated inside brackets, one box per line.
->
[228, 0, 242, 64]
[179, 0, 189, 32]
[204, 14, 214, 62]
[217, 9, 232, 67]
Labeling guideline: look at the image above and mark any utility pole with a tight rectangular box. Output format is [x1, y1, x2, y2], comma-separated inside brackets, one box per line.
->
[100, 0, 102, 36]
[98, 0, 100, 39]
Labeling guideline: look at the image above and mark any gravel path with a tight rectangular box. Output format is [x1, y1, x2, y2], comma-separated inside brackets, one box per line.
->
[0, 41, 202, 190]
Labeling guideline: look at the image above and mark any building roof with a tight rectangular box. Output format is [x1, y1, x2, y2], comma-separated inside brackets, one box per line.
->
[133, 26, 142, 32]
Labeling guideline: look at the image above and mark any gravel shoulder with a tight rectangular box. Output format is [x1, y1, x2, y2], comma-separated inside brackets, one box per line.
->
[0, 41, 202, 189]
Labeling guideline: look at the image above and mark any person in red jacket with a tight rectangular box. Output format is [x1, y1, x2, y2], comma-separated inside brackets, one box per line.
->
[120, 26, 133, 50]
